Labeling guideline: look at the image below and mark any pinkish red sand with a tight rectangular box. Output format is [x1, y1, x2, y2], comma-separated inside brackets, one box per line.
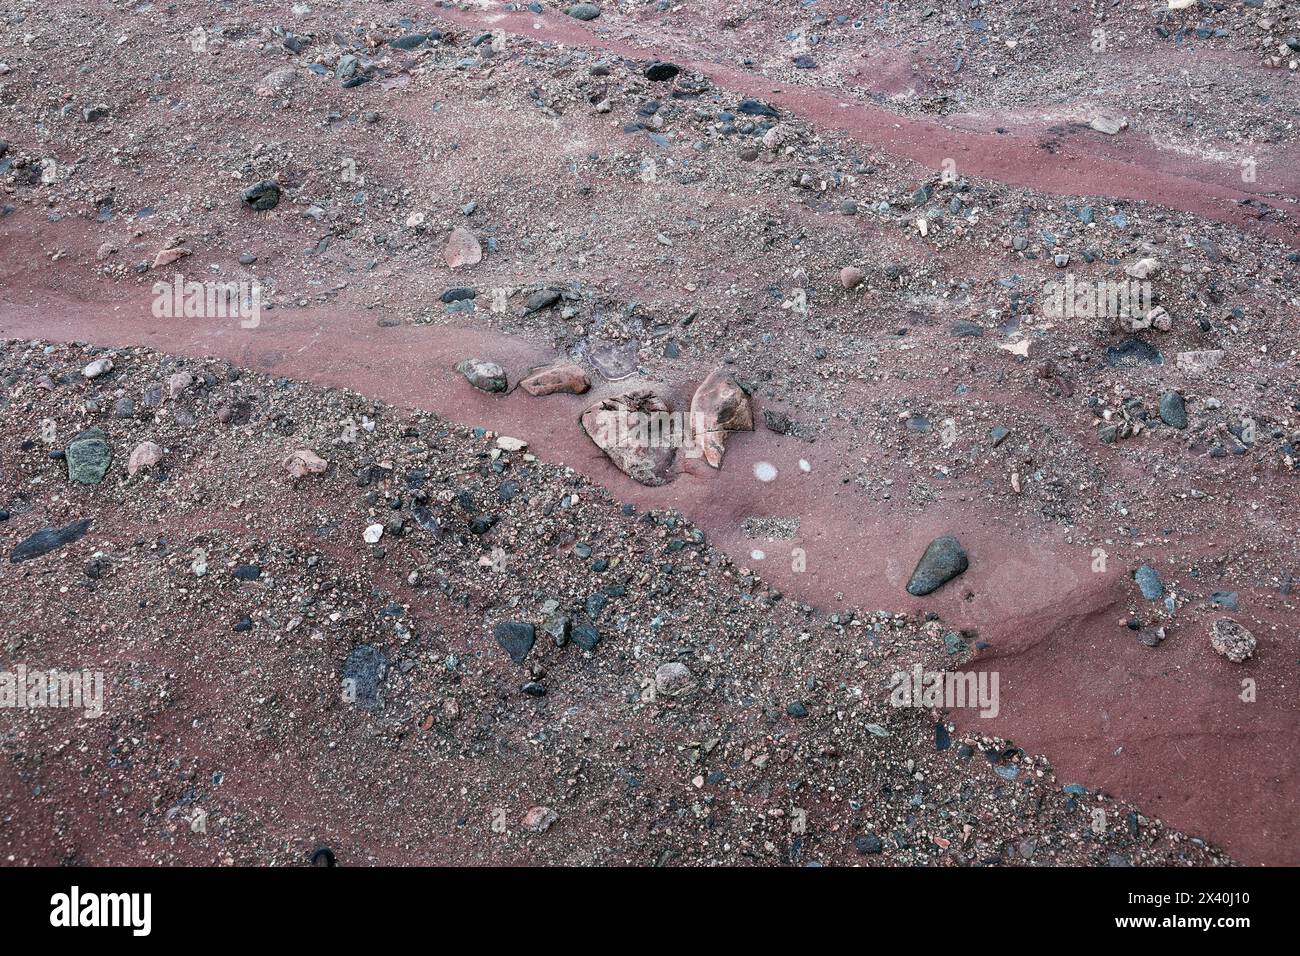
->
[2, 0, 1298, 866]
[2, 208, 1296, 864]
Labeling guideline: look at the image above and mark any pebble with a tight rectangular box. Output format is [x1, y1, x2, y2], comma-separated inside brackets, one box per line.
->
[1135, 564, 1164, 600]
[241, 180, 281, 211]
[854, 833, 883, 855]
[519, 364, 590, 396]
[127, 441, 164, 477]
[645, 62, 680, 81]
[83, 358, 113, 379]
[283, 448, 328, 479]
[455, 358, 507, 393]
[906, 536, 969, 596]
[66, 427, 112, 485]
[1210, 591, 1239, 611]
[522, 806, 558, 832]
[444, 226, 482, 269]
[654, 661, 695, 697]
[495, 621, 536, 665]
[524, 289, 561, 313]
[1158, 390, 1187, 429]
[571, 622, 601, 651]
[1210, 619, 1256, 663]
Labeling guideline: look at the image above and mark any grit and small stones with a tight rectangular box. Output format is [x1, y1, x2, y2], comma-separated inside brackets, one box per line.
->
[0, 341, 1232, 867]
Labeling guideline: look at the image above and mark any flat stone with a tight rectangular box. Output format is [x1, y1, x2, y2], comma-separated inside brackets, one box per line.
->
[342, 645, 388, 711]
[494, 621, 536, 665]
[443, 226, 482, 269]
[1090, 113, 1128, 135]
[520, 363, 590, 396]
[522, 806, 558, 832]
[10, 518, 92, 563]
[1135, 564, 1164, 600]
[127, 441, 164, 476]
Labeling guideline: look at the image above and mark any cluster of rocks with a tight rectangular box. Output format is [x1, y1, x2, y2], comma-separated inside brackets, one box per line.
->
[1095, 389, 1189, 443]
[455, 357, 755, 486]
[1130, 564, 1261, 664]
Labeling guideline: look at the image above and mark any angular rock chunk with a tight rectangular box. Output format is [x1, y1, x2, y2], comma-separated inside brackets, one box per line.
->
[283, 447, 328, 479]
[689, 367, 753, 468]
[1159, 391, 1187, 429]
[571, 622, 601, 652]
[241, 180, 281, 211]
[443, 226, 482, 269]
[127, 441, 164, 476]
[495, 621, 536, 665]
[580, 390, 677, 486]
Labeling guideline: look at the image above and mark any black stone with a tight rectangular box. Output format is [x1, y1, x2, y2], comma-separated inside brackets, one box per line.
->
[737, 99, 779, 118]
[854, 833, 883, 855]
[391, 33, 428, 49]
[645, 62, 680, 81]
[10, 518, 92, 563]
[494, 622, 536, 665]
[571, 623, 601, 651]
[906, 536, 969, 596]
[241, 180, 281, 211]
